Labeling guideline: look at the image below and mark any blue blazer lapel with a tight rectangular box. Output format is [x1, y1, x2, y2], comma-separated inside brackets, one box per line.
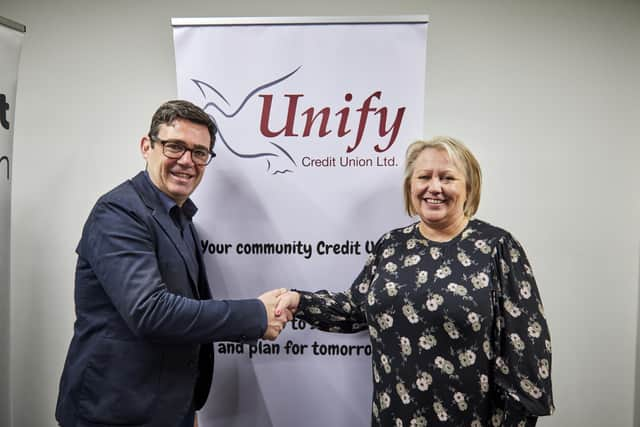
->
[191, 222, 212, 300]
[130, 172, 201, 298]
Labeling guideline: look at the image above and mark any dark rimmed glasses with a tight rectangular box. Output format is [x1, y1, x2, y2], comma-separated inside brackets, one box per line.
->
[150, 137, 216, 166]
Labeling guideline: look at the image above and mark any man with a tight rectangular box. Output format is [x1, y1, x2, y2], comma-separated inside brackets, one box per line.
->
[55, 100, 289, 427]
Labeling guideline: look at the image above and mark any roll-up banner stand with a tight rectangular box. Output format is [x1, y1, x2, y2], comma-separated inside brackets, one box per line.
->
[172, 16, 428, 426]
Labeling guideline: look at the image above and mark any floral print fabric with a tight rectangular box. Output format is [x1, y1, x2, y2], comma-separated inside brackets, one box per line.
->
[296, 219, 554, 426]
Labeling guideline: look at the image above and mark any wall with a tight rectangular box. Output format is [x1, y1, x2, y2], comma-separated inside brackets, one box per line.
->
[1, 0, 638, 426]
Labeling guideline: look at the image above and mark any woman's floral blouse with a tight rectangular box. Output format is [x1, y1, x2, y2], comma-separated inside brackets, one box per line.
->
[296, 219, 554, 427]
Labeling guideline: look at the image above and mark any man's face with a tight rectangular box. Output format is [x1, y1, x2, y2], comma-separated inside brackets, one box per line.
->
[140, 118, 211, 206]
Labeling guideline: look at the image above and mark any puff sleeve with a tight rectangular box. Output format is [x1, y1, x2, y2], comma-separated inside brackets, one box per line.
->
[491, 234, 555, 426]
[294, 240, 381, 333]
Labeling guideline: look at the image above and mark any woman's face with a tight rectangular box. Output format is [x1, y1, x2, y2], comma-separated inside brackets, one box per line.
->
[410, 148, 467, 231]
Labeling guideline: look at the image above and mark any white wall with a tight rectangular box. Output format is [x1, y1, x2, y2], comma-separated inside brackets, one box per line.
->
[2, 0, 639, 426]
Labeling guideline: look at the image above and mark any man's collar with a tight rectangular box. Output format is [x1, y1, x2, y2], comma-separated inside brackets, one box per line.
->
[143, 171, 198, 219]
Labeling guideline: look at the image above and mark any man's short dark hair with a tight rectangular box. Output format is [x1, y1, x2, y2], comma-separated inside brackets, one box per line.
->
[148, 100, 217, 150]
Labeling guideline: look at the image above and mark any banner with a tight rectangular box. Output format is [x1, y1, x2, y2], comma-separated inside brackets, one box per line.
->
[0, 15, 25, 427]
[173, 17, 427, 426]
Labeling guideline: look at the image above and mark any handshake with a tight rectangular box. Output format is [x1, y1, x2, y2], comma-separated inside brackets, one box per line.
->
[257, 288, 301, 340]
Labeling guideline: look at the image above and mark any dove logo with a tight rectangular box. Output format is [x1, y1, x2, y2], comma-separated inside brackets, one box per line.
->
[0, 94, 9, 130]
[259, 91, 405, 154]
[193, 67, 302, 175]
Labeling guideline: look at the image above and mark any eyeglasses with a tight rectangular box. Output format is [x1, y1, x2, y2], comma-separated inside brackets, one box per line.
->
[150, 137, 216, 166]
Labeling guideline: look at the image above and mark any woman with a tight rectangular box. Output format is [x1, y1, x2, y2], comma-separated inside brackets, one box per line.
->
[276, 136, 554, 426]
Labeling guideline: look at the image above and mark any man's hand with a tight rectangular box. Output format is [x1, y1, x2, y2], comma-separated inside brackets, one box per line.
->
[258, 288, 292, 340]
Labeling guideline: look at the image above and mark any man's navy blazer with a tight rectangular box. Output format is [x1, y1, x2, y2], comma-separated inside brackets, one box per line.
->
[56, 172, 267, 427]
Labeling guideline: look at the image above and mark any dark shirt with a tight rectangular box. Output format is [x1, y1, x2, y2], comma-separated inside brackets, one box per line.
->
[144, 171, 199, 286]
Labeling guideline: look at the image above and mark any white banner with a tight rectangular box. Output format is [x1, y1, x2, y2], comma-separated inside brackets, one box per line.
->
[0, 16, 24, 427]
[173, 17, 427, 426]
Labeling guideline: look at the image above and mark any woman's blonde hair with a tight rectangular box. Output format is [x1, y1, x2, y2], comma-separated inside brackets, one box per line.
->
[403, 136, 482, 218]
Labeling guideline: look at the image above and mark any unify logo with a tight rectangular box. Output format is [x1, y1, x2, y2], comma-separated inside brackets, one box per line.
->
[259, 91, 404, 154]
[0, 94, 10, 130]
[192, 67, 406, 175]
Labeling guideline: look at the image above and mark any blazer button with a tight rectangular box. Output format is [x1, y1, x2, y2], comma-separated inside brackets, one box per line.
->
[187, 359, 196, 367]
